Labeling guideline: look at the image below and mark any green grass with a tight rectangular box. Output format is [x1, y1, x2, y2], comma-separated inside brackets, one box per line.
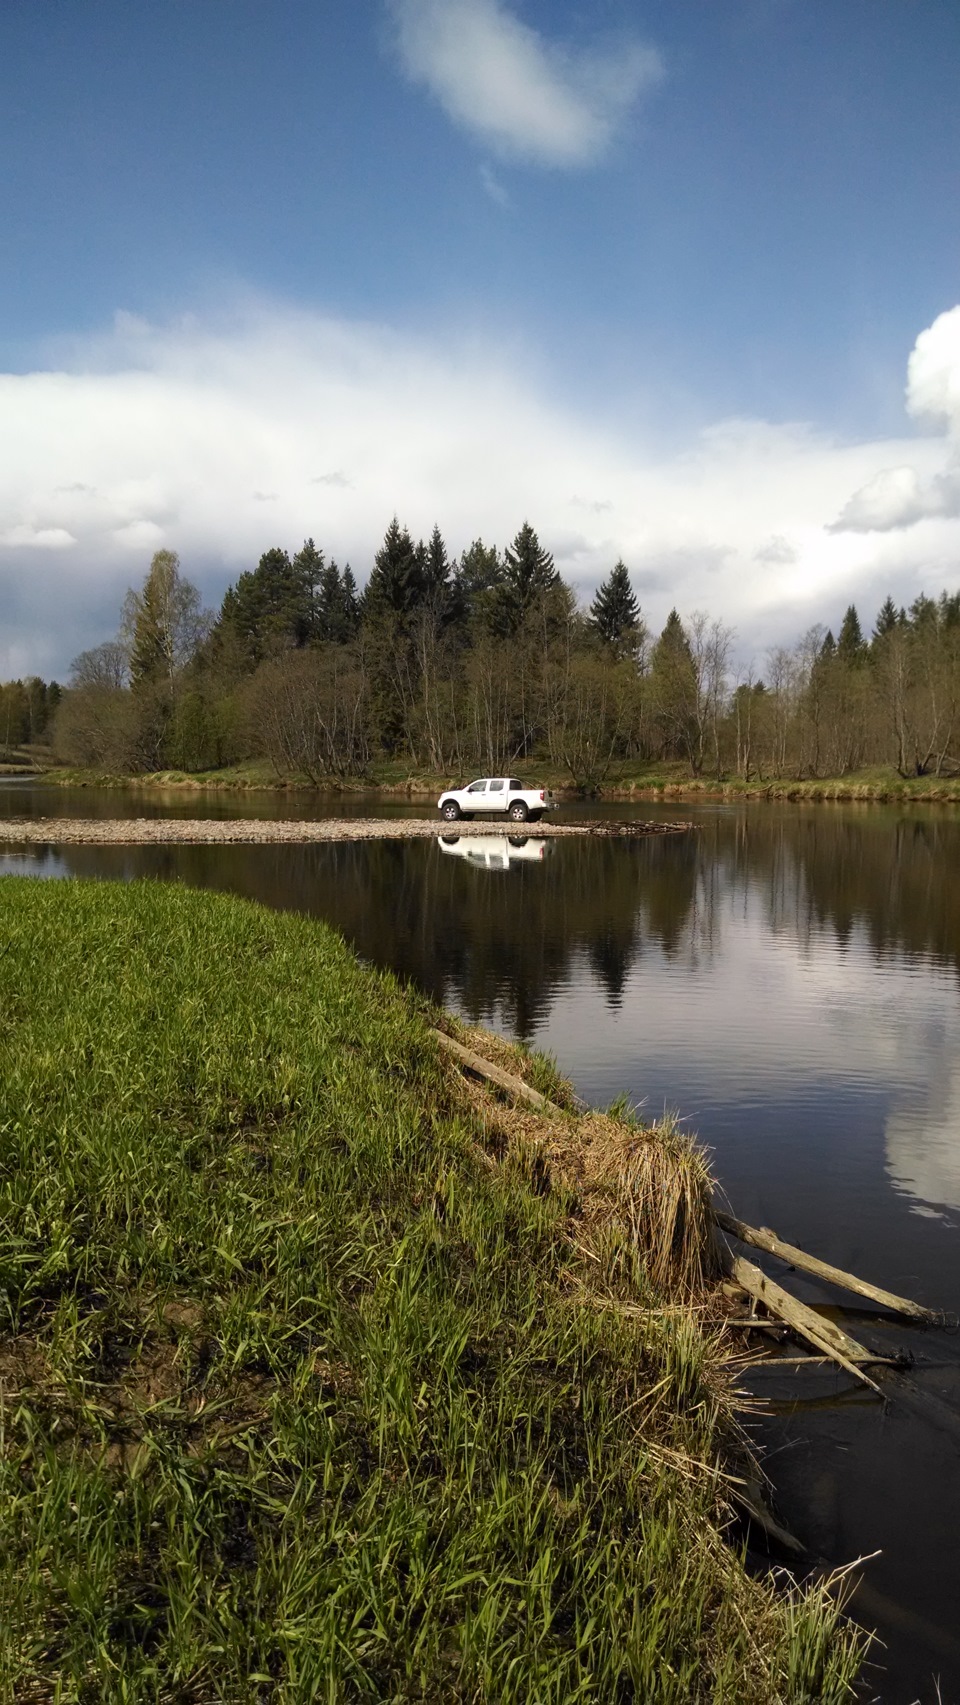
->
[0, 878, 866, 1700]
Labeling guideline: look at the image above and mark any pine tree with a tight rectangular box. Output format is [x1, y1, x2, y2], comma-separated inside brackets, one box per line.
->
[422, 524, 452, 607]
[837, 604, 866, 665]
[289, 538, 325, 644]
[872, 595, 899, 641]
[649, 610, 698, 766]
[454, 539, 501, 630]
[363, 518, 425, 619]
[223, 544, 321, 661]
[317, 560, 360, 644]
[590, 561, 641, 654]
[492, 522, 557, 635]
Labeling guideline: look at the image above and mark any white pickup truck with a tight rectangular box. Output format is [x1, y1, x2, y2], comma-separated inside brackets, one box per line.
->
[436, 777, 558, 823]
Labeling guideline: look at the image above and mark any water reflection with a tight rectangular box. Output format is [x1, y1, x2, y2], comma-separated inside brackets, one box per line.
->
[886, 1057, 960, 1217]
[437, 834, 555, 869]
[3, 806, 959, 1228]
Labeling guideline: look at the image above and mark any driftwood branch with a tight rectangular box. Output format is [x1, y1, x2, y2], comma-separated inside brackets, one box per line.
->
[727, 1255, 884, 1396]
[435, 1023, 947, 1415]
[712, 1209, 938, 1323]
[431, 1029, 565, 1118]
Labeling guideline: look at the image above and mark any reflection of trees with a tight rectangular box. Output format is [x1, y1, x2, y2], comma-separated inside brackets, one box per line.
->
[700, 809, 960, 978]
[47, 835, 701, 1040]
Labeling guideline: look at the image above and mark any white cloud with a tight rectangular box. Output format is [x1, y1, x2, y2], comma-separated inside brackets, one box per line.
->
[832, 465, 927, 532]
[832, 304, 960, 533]
[907, 304, 960, 427]
[1, 300, 959, 679]
[111, 520, 165, 549]
[0, 524, 76, 550]
[389, 0, 663, 166]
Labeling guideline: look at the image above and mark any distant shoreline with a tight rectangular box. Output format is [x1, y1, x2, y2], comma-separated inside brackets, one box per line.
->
[8, 762, 960, 806]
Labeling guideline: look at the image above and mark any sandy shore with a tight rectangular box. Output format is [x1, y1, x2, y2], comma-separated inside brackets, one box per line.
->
[0, 816, 694, 846]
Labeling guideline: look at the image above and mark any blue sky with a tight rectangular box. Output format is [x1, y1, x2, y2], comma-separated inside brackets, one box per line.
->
[2, 0, 960, 678]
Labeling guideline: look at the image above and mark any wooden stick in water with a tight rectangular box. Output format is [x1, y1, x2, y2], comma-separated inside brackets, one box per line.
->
[727, 1255, 885, 1396]
[713, 1209, 938, 1323]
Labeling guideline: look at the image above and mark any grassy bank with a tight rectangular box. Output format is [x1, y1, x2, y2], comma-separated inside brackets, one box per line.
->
[0, 878, 865, 1700]
[35, 757, 960, 805]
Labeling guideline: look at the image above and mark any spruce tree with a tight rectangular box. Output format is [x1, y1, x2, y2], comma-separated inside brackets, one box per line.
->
[493, 522, 557, 634]
[649, 610, 697, 765]
[363, 518, 424, 619]
[317, 560, 360, 644]
[422, 524, 452, 607]
[590, 560, 641, 653]
[290, 538, 325, 644]
[837, 604, 866, 664]
[872, 596, 899, 642]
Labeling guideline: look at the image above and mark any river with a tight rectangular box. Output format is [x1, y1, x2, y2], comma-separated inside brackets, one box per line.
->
[2, 779, 959, 1702]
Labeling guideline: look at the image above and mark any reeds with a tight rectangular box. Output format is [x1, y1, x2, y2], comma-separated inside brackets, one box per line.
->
[0, 877, 866, 1700]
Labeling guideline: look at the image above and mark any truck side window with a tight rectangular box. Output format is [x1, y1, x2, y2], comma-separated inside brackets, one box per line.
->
[467, 780, 487, 792]
[488, 779, 504, 791]
[509, 779, 522, 790]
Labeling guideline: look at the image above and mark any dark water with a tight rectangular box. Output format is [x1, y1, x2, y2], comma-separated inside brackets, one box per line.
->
[3, 780, 960, 1702]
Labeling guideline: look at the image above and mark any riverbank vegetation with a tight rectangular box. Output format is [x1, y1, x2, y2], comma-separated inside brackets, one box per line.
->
[6, 520, 959, 792]
[0, 876, 866, 1699]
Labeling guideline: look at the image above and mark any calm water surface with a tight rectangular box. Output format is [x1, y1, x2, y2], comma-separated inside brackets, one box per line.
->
[3, 781, 960, 1702]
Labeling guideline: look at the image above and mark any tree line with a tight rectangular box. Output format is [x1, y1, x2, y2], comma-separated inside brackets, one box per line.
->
[0, 677, 61, 756]
[14, 520, 960, 784]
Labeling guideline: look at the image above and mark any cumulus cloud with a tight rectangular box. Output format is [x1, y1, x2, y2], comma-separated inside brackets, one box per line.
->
[1, 300, 959, 679]
[907, 304, 960, 427]
[0, 524, 76, 550]
[388, 0, 663, 166]
[832, 304, 960, 534]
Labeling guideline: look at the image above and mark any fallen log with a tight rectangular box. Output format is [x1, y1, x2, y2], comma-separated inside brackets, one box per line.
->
[713, 1208, 939, 1323]
[431, 1029, 566, 1117]
[727, 1255, 884, 1396]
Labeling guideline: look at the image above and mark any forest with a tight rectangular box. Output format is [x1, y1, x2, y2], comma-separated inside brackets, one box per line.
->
[4, 519, 960, 786]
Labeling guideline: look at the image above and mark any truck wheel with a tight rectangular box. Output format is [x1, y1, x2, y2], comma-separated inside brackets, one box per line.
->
[508, 800, 528, 822]
[441, 801, 461, 821]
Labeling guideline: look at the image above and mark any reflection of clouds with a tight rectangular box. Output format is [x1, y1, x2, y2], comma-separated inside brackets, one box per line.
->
[886, 1058, 960, 1216]
[543, 881, 960, 1186]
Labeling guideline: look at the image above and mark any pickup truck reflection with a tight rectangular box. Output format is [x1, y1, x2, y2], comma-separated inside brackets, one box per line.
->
[437, 834, 554, 870]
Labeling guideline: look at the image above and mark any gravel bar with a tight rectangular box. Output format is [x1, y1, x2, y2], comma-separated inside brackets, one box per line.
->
[0, 817, 695, 846]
